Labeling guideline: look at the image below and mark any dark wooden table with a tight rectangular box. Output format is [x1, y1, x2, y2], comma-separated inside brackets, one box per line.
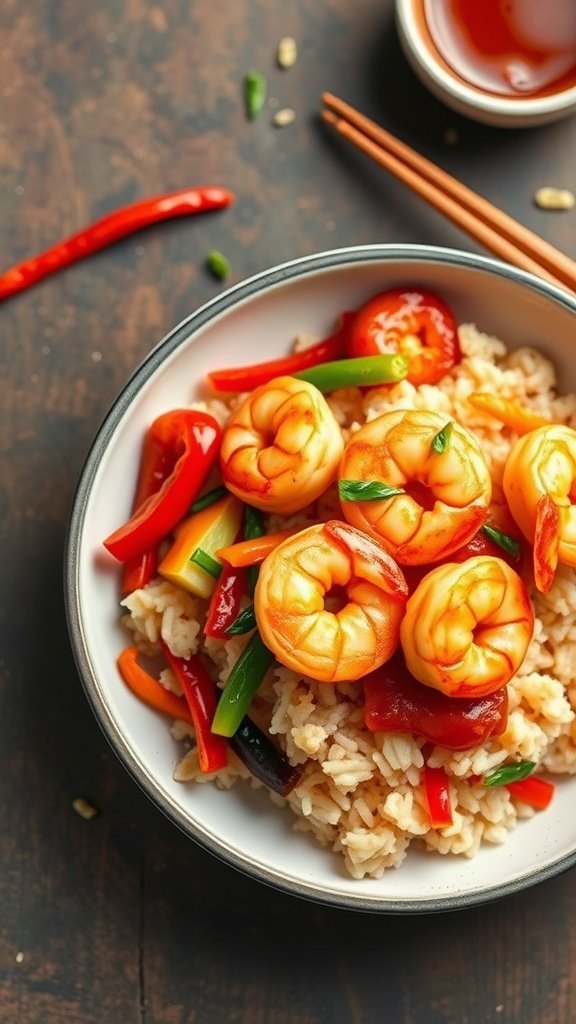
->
[2, 2, 576, 1022]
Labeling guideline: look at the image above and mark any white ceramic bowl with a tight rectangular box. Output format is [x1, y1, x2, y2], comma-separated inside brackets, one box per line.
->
[65, 245, 576, 912]
[396, 0, 576, 128]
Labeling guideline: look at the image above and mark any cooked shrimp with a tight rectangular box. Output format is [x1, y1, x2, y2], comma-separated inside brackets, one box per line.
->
[220, 375, 344, 515]
[339, 409, 492, 565]
[503, 424, 576, 592]
[254, 520, 408, 682]
[400, 556, 534, 698]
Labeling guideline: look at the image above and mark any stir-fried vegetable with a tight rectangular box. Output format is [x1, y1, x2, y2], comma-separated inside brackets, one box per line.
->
[483, 760, 535, 787]
[118, 647, 192, 723]
[230, 717, 301, 797]
[423, 766, 453, 828]
[162, 645, 228, 774]
[159, 493, 243, 598]
[294, 353, 408, 391]
[207, 313, 355, 393]
[204, 564, 248, 639]
[211, 632, 275, 737]
[505, 776, 555, 810]
[216, 527, 303, 567]
[468, 393, 550, 433]
[104, 410, 222, 564]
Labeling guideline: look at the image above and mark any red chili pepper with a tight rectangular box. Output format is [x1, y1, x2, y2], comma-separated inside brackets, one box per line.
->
[162, 644, 228, 774]
[0, 187, 234, 302]
[207, 311, 355, 393]
[204, 564, 248, 638]
[506, 776, 555, 810]
[423, 765, 453, 828]
[363, 653, 508, 750]
[104, 410, 222, 564]
[347, 288, 460, 386]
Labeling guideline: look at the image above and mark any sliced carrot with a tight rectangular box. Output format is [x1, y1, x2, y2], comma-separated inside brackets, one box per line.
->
[117, 646, 192, 723]
[216, 527, 304, 567]
[468, 393, 550, 435]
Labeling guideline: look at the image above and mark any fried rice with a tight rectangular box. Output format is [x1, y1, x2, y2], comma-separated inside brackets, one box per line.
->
[120, 323, 576, 879]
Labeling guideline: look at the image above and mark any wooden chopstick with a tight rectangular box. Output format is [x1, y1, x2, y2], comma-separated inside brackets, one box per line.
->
[322, 92, 576, 294]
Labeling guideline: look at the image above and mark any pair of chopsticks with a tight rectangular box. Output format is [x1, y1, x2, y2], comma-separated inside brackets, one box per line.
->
[321, 92, 576, 294]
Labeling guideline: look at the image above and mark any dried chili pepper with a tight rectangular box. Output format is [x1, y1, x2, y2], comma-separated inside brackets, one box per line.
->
[104, 410, 221, 564]
[0, 186, 234, 301]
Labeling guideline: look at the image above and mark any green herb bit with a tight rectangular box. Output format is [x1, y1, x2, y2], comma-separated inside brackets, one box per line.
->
[294, 354, 408, 392]
[206, 250, 231, 281]
[226, 604, 257, 635]
[431, 421, 453, 454]
[483, 760, 535, 787]
[190, 485, 227, 514]
[244, 70, 267, 120]
[482, 524, 521, 559]
[189, 547, 222, 579]
[339, 479, 405, 503]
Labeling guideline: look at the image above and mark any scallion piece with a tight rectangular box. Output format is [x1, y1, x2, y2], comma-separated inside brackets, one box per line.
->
[190, 485, 228, 514]
[244, 70, 267, 120]
[189, 547, 222, 579]
[483, 760, 535, 787]
[482, 524, 521, 559]
[339, 479, 405, 502]
[431, 421, 453, 454]
[211, 632, 275, 737]
[294, 354, 408, 392]
[206, 250, 230, 281]
[226, 604, 257, 635]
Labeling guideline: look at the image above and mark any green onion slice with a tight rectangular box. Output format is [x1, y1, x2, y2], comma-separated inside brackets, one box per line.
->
[483, 760, 535, 787]
[339, 479, 405, 502]
[206, 250, 230, 281]
[481, 524, 521, 559]
[244, 70, 267, 120]
[244, 505, 265, 596]
[190, 485, 227, 514]
[294, 354, 408, 392]
[226, 604, 257, 635]
[190, 547, 222, 579]
[431, 421, 453, 454]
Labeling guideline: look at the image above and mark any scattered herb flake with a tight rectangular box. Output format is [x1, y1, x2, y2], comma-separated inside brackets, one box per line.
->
[339, 480, 405, 502]
[190, 547, 222, 579]
[431, 421, 453, 454]
[244, 70, 267, 120]
[206, 250, 230, 281]
[226, 604, 257, 635]
[190, 484, 227, 514]
[483, 760, 535, 787]
[482, 524, 521, 559]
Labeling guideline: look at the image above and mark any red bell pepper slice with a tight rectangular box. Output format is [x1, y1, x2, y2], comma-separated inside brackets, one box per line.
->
[347, 288, 460, 386]
[206, 311, 355, 393]
[423, 765, 453, 828]
[506, 776, 555, 810]
[204, 563, 248, 638]
[162, 644, 228, 774]
[104, 409, 222, 564]
[120, 422, 171, 594]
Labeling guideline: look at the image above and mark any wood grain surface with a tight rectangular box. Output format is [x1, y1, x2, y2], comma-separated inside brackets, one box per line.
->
[1, 2, 575, 1022]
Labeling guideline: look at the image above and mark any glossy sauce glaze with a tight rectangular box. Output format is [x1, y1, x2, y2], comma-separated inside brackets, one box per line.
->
[423, 0, 576, 97]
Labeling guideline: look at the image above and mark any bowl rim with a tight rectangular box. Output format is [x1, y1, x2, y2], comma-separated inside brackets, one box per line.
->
[396, 0, 576, 118]
[64, 243, 576, 913]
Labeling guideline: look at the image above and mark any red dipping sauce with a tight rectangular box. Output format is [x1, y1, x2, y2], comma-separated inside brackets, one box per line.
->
[423, 0, 576, 98]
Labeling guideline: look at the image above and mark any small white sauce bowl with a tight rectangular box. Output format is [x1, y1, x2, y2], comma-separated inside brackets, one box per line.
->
[396, 0, 576, 128]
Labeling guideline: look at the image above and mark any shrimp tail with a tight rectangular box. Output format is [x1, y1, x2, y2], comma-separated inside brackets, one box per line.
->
[324, 520, 408, 600]
[534, 495, 560, 593]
